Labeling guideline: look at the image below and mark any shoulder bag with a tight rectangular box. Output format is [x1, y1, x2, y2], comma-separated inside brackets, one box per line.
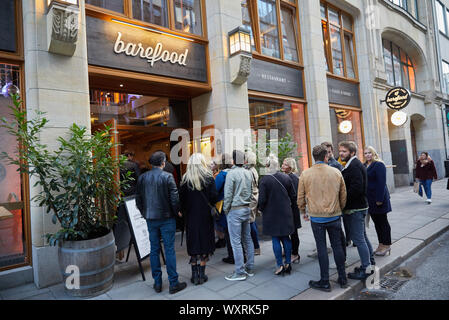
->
[199, 189, 221, 219]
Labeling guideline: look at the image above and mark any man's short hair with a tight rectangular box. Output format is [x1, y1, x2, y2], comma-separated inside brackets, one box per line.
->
[312, 145, 328, 162]
[321, 141, 334, 151]
[220, 153, 233, 170]
[338, 141, 357, 154]
[149, 151, 166, 167]
[233, 150, 245, 167]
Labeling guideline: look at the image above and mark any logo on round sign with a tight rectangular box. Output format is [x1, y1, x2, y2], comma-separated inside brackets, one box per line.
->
[385, 87, 411, 110]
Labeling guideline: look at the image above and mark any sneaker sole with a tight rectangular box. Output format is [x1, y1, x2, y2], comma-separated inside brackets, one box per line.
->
[225, 276, 247, 281]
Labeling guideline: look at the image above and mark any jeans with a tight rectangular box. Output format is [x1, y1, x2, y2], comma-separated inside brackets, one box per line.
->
[419, 179, 432, 199]
[370, 213, 392, 245]
[346, 210, 374, 269]
[146, 218, 179, 287]
[311, 218, 347, 281]
[250, 221, 260, 250]
[272, 236, 292, 267]
[342, 214, 351, 243]
[227, 207, 254, 274]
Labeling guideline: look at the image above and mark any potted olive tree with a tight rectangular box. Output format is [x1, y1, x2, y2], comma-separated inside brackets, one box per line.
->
[0, 94, 130, 298]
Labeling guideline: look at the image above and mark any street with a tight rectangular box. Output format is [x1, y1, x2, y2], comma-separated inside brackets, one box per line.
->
[356, 229, 449, 300]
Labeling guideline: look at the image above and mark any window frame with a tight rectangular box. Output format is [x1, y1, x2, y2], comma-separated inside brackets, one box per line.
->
[243, 0, 303, 66]
[442, 60, 449, 94]
[321, 1, 359, 80]
[85, 0, 208, 41]
[436, 0, 447, 35]
[382, 39, 417, 92]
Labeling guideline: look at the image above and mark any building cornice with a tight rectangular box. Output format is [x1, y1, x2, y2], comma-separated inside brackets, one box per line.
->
[379, 0, 428, 32]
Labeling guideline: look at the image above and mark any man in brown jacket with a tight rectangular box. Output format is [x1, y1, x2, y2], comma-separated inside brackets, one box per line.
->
[297, 145, 348, 292]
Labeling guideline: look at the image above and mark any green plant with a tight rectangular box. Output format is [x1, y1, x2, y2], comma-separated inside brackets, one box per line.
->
[0, 94, 130, 245]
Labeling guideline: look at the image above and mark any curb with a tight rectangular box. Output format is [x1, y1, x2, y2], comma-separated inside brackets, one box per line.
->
[291, 217, 449, 300]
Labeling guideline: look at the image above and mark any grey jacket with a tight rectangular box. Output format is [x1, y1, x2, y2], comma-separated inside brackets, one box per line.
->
[328, 157, 344, 171]
[223, 166, 253, 214]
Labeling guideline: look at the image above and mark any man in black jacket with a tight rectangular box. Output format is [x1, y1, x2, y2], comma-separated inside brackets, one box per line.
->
[136, 151, 186, 294]
[339, 141, 375, 280]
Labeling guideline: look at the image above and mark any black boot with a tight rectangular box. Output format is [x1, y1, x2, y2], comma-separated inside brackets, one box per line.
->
[199, 265, 208, 284]
[215, 238, 226, 248]
[309, 280, 331, 292]
[337, 277, 348, 288]
[348, 268, 371, 280]
[191, 264, 199, 285]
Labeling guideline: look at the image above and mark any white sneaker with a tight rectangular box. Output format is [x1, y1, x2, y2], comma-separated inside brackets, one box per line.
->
[426, 199, 432, 204]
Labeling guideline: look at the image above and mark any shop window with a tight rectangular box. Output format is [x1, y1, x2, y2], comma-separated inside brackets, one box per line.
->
[321, 2, 357, 79]
[132, 0, 169, 28]
[85, 0, 124, 13]
[0, 62, 27, 269]
[173, 0, 202, 36]
[241, 0, 301, 63]
[329, 108, 364, 160]
[382, 39, 417, 92]
[249, 99, 309, 171]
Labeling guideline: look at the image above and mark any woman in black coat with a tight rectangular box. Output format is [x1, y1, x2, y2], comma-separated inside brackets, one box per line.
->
[364, 146, 392, 257]
[281, 158, 302, 264]
[258, 155, 296, 276]
[179, 153, 218, 285]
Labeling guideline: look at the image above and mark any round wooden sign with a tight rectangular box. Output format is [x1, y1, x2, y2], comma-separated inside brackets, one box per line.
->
[385, 87, 411, 110]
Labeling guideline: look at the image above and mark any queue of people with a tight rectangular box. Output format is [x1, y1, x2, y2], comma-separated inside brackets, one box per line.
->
[127, 140, 443, 294]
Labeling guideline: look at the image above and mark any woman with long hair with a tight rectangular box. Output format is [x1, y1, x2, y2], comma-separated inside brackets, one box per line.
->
[364, 146, 392, 256]
[415, 152, 438, 204]
[281, 157, 302, 264]
[179, 153, 218, 285]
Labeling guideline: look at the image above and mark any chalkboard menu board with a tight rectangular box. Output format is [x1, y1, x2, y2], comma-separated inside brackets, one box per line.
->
[0, 0, 16, 53]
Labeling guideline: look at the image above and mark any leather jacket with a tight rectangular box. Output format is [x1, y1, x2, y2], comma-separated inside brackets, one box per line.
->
[135, 167, 180, 220]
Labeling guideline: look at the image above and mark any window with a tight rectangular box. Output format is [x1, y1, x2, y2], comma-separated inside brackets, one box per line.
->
[321, 2, 357, 79]
[241, 0, 301, 63]
[442, 60, 449, 94]
[132, 0, 168, 28]
[329, 108, 364, 160]
[249, 98, 309, 171]
[0, 62, 28, 269]
[86, 0, 204, 36]
[437, 1, 447, 34]
[382, 39, 417, 92]
[389, 0, 407, 11]
[85, 0, 124, 13]
[173, 0, 202, 36]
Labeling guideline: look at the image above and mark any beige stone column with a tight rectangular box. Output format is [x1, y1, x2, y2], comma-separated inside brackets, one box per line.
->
[298, 0, 332, 148]
[23, 0, 90, 288]
[192, 0, 251, 154]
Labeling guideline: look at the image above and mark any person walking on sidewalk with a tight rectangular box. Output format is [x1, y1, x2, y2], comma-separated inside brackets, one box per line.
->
[281, 157, 302, 264]
[259, 155, 296, 276]
[415, 152, 438, 204]
[179, 153, 218, 286]
[298, 145, 348, 292]
[339, 141, 375, 281]
[136, 151, 187, 294]
[245, 151, 261, 256]
[364, 146, 392, 257]
[223, 150, 255, 281]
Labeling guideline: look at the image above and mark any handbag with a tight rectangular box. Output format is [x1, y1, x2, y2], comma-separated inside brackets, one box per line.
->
[199, 190, 221, 218]
[413, 181, 420, 193]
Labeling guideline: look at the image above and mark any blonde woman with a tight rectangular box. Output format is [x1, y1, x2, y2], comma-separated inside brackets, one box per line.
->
[281, 158, 302, 264]
[179, 153, 218, 285]
[364, 146, 392, 256]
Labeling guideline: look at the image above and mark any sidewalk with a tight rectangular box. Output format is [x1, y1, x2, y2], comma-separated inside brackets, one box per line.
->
[1, 180, 448, 300]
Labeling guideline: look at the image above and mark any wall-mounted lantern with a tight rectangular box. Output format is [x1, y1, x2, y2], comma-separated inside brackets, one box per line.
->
[228, 26, 252, 85]
[47, 0, 80, 56]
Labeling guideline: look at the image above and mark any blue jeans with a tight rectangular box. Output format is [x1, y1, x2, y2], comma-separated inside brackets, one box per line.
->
[311, 218, 346, 281]
[346, 210, 374, 269]
[146, 218, 179, 287]
[419, 179, 432, 199]
[250, 221, 260, 250]
[227, 207, 254, 275]
[272, 236, 292, 267]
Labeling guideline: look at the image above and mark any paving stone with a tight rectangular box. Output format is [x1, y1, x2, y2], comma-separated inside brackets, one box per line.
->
[231, 293, 260, 300]
[108, 281, 160, 300]
[172, 286, 225, 300]
[218, 279, 257, 299]
[407, 219, 449, 242]
[24, 292, 56, 300]
[0, 283, 51, 300]
[246, 280, 301, 300]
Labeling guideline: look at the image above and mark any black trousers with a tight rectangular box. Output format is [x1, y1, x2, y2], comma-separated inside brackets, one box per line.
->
[290, 230, 300, 255]
[370, 213, 392, 246]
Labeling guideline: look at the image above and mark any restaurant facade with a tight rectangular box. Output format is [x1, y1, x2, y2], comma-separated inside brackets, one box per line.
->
[0, 0, 447, 289]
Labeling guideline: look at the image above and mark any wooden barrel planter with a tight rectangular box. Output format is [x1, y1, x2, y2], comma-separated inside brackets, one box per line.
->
[58, 230, 115, 298]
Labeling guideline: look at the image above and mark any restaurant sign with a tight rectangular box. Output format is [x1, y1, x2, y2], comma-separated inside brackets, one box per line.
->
[385, 87, 411, 110]
[86, 16, 208, 82]
[327, 77, 360, 108]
